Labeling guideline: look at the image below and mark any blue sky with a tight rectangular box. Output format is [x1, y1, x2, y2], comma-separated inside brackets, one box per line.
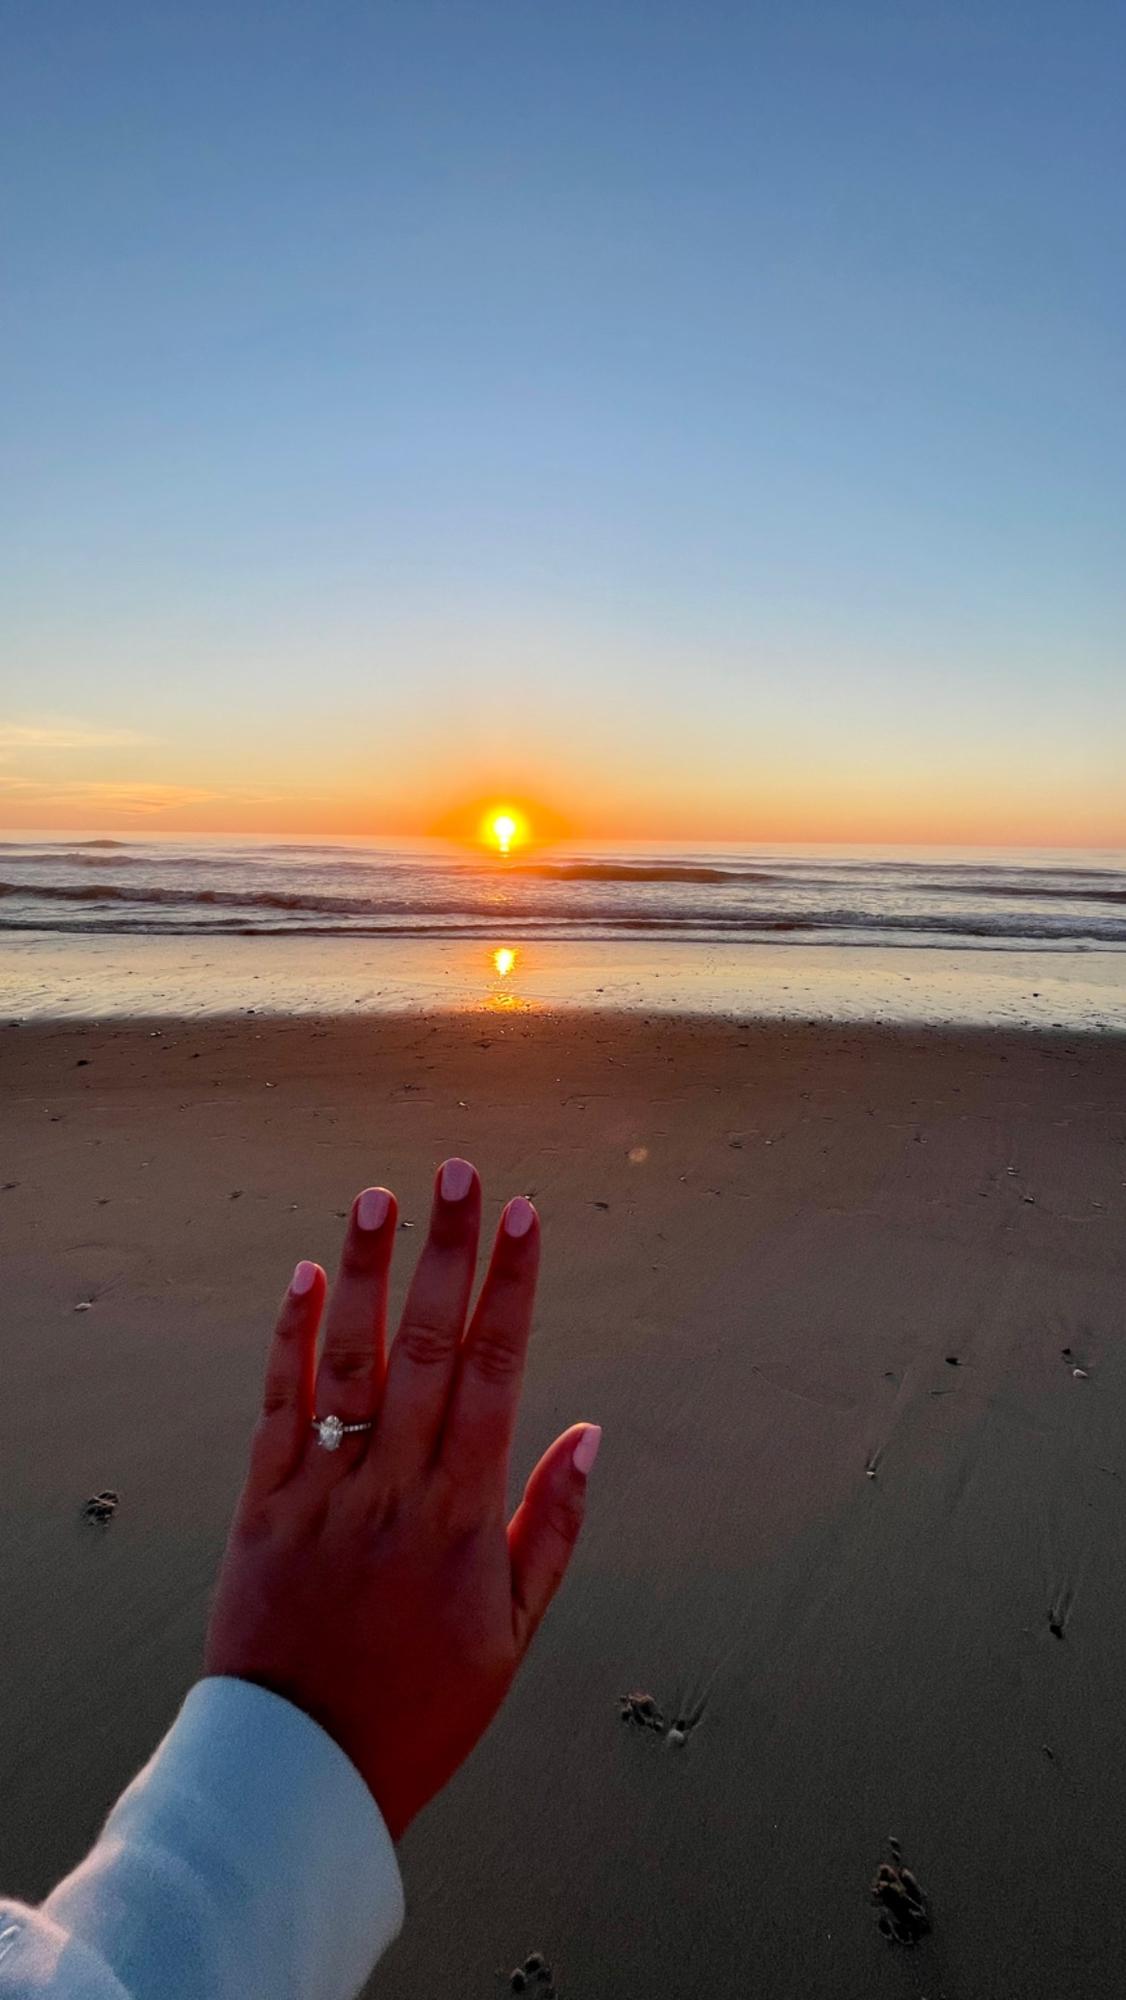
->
[2, 0, 1123, 839]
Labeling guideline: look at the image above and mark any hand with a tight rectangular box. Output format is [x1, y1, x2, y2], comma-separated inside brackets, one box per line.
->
[205, 1160, 600, 1839]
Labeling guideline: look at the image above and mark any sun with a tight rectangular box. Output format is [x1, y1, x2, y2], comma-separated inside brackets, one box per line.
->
[480, 805, 528, 855]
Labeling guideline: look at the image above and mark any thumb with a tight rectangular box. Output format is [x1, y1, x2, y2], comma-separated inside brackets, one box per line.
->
[508, 1422, 601, 1652]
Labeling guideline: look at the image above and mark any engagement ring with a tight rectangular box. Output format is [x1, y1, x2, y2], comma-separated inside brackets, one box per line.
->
[312, 1414, 373, 1451]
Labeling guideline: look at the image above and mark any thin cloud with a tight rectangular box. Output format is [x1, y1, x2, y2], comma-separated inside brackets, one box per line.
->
[0, 779, 220, 815]
[0, 777, 290, 815]
[0, 722, 153, 754]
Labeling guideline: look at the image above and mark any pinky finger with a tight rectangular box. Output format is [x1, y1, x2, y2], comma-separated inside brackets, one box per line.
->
[508, 1422, 601, 1654]
[245, 1259, 324, 1495]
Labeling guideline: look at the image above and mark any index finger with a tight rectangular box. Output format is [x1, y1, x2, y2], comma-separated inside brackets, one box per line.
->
[437, 1196, 540, 1502]
[244, 1258, 323, 1497]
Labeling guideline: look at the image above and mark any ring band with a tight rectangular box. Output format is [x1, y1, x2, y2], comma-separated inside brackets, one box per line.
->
[312, 1414, 374, 1452]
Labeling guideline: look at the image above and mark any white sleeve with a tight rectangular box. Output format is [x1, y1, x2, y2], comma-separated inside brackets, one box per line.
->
[0, 1678, 404, 2000]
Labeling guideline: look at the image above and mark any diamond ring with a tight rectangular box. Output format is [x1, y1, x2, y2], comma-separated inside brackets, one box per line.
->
[312, 1414, 374, 1452]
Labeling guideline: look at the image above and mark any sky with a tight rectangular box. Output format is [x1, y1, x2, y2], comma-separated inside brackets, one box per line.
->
[2, 0, 1124, 844]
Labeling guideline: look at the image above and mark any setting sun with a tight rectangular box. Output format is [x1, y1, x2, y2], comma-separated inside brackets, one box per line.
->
[480, 805, 529, 855]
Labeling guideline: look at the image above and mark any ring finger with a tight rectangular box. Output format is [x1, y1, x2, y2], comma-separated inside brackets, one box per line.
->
[311, 1184, 397, 1457]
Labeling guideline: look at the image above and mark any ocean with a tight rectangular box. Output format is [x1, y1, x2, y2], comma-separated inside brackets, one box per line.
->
[5, 834, 1126, 946]
[3, 834, 1125, 1029]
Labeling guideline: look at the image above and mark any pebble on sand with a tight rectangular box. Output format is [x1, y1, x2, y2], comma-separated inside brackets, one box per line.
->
[82, 1491, 119, 1525]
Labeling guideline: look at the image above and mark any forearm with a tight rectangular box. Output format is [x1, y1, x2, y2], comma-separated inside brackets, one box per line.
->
[0, 1680, 403, 2000]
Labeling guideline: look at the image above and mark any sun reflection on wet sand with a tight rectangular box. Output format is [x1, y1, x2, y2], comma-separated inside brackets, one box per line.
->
[485, 943, 535, 1011]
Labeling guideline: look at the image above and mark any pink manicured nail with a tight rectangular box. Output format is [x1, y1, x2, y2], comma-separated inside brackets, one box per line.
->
[291, 1259, 318, 1296]
[356, 1187, 390, 1231]
[503, 1195, 536, 1238]
[440, 1157, 475, 1202]
[572, 1425, 602, 1476]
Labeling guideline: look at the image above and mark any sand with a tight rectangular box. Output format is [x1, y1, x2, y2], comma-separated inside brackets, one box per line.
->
[2, 1010, 1126, 1997]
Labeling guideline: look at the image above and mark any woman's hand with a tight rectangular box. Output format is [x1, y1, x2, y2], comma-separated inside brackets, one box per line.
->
[205, 1160, 600, 1840]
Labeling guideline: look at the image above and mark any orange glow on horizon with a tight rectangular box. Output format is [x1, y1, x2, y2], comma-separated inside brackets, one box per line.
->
[428, 794, 572, 849]
[4, 769, 1122, 851]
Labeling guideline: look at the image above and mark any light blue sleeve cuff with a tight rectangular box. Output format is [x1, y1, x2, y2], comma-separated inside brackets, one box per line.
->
[0, 1678, 403, 2000]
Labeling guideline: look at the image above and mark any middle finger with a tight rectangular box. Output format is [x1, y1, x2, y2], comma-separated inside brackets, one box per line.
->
[370, 1158, 481, 1485]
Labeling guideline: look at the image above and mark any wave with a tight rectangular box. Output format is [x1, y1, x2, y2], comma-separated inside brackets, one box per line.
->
[3, 905, 1125, 947]
[0, 880, 423, 915]
[6, 876, 1126, 928]
[0, 849, 444, 876]
[511, 862, 778, 883]
[0, 837, 133, 850]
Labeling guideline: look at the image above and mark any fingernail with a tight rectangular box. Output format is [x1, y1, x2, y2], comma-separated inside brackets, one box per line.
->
[440, 1157, 475, 1202]
[503, 1195, 536, 1238]
[572, 1424, 602, 1477]
[356, 1187, 390, 1231]
[291, 1259, 318, 1296]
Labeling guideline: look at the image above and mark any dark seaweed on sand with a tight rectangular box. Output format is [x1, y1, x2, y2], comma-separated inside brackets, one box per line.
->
[871, 1840, 930, 1945]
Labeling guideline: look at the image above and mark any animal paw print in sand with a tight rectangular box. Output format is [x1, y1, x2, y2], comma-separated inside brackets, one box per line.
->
[870, 1838, 930, 1945]
[503, 1951, 557, 1995]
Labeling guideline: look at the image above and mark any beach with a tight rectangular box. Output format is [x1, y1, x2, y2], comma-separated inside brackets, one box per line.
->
[3, 1008, 1126, 1996]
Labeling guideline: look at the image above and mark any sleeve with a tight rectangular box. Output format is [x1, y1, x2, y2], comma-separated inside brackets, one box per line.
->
[0, 1678, 404, 2000]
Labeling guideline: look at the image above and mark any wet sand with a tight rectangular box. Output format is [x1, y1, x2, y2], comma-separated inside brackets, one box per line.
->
[2, 1011, 1126, 1996]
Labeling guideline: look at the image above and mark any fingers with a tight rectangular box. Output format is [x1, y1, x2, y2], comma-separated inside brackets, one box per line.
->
[313, 1186, 397, 1434]
[508, 1423, 600, 1651]
[438, 1196, 541, 1500]
[245, 1259, 324, 1495]
[372, 1159, 481, 1484]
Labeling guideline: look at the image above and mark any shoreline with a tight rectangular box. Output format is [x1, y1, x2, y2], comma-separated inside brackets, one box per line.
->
[3, 1010, 1126, 1996]
[4, 929, 1126, 1034]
